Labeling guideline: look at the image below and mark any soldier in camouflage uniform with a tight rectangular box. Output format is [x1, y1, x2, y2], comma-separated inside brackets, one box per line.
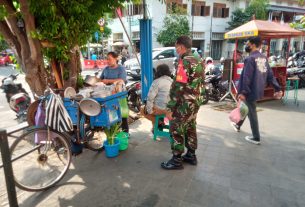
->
[161, 36, 204, 170]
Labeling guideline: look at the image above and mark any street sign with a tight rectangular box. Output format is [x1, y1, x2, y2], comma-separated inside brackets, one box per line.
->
[94, 32, 99, 42]
[97, 18, 105, 27]
[100, 27, 104, 32]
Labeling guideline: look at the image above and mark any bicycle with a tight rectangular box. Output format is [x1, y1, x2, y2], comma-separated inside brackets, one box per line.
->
[10, 88, 103, 191]
[9, 88, 125, 191]
[9, 126, 72, 191]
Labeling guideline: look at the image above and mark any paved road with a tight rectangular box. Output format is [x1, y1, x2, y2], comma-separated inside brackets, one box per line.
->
[0, 66, 29, 129]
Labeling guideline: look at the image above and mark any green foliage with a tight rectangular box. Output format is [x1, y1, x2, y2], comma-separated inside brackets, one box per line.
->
[227, 0, 269, 31]
[0, 36, 9, 51]
[246, 0, 269, 20]
[104, 123, 121, 145]
[290, 15, 305, 30]
[29, 0, 125, 62]
[227, 9, 252, 30]
[0, 5, 8, 20]
[298, 0, 304, 6]
[157, 15, 190, 46]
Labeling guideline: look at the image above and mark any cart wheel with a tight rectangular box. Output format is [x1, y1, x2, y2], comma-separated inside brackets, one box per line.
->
[84, 129, 104, 152]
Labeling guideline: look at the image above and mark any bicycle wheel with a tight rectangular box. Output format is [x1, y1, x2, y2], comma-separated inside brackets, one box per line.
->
[10, 127, 72, 191]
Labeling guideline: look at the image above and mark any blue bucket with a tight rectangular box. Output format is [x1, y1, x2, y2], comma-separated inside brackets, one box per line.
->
[104, 139, 120, 158]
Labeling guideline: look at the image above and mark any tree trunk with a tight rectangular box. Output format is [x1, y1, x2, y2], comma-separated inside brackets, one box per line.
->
[63, 46, 81, 89]
[24, 59, 47, 96]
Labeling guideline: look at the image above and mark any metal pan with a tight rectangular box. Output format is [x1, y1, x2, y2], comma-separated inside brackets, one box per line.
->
[79, 98, 101, 116]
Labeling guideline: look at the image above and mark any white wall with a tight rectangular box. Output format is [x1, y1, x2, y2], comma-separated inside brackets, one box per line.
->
[107, 0, 305, 58]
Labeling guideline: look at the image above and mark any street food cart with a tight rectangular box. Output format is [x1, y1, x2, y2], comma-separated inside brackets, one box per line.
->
[224, 20, 303, 100]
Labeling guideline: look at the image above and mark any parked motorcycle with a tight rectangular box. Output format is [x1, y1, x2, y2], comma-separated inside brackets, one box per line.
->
[126, 81, 141, 112]
[202, 63, 228, 104]
[0, 74, 31, 122]
[294, 51, 305, 68]
[287, 55, 297, 68]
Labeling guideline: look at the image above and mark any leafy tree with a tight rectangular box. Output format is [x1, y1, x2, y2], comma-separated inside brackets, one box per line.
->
[0, 0, 127, 95]
[227, 0, 269, 30]
[0, 35, 9, 51]
[227, 8, 252, 30]
[157, 15, 190, 46]
[246, 0, 269, 20]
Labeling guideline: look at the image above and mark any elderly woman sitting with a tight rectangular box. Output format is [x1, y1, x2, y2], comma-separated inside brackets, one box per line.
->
[141, 64, 173, 131]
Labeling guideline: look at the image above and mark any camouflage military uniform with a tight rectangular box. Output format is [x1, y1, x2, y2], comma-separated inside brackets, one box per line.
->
[167, 52, 204, 155]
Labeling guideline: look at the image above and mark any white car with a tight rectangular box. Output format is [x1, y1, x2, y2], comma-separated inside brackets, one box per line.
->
[124, 47, 198, 79]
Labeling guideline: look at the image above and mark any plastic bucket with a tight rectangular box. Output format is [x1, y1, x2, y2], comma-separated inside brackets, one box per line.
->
[116, 132, 129, 151]
[104, 139, 120, 158]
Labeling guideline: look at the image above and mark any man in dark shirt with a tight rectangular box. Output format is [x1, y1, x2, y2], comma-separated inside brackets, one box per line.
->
[231, 36, 282, 145]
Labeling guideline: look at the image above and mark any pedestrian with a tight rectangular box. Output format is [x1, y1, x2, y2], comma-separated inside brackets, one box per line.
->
[161, 35, 204, 170]
[140, 64, 173, 132]
[231, 36, 283, 145]
[100, 51, 129, 134]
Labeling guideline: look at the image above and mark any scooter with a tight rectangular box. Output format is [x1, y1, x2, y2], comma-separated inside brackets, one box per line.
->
[0, 74, 31, 122]
[126, 81, 141, 112]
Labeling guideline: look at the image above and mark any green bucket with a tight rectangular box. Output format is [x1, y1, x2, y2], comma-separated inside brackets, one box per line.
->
[116, 132, 129, 151]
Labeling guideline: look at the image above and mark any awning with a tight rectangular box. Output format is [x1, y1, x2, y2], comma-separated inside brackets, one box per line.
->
[268, 5, 305, 14]
[224, 20, 303, 39]
[112, 41, 127, 46]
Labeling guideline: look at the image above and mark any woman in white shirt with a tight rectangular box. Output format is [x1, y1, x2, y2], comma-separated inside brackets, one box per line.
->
[141, 64, 173, 130]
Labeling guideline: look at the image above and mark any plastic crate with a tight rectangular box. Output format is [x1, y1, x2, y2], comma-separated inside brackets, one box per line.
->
[63, 99, 78, 125]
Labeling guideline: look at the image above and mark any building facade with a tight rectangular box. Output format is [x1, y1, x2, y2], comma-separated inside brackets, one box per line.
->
[107, 0, 305, 60]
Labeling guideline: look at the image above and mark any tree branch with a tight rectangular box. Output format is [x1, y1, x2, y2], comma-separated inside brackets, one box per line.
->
[0, 0, 31, 66]
[19, 0, 41, 61]
[0, 20, 21, 58]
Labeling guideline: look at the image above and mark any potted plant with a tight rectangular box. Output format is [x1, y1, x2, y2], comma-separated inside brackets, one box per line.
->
[103, 123, 121, 158]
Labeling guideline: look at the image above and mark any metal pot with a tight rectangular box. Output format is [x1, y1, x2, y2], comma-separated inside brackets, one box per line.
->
[84, 75, 99, 86]
[79, 98, 101, 116]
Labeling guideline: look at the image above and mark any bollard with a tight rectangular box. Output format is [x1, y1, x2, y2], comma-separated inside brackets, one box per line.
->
[0, 129, 18, 207]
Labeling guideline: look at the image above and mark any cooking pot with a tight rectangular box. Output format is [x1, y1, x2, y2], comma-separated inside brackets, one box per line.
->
[84, 75, 99, 86]
[64, 87, 77, 98]
[79, 98, 101, 116]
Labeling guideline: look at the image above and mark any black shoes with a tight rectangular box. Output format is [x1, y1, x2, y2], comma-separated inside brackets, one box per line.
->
[161, 156, 184, 170]
[161, 151, 198, 170]
[182, 151, 197, 165]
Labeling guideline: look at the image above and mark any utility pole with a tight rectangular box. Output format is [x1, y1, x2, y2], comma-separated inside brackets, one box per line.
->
[209, 6, 213, 58]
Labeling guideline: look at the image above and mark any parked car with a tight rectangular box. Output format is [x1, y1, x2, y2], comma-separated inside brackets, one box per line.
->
[124, 47, 198, 79]
[0, 53, 13, 66]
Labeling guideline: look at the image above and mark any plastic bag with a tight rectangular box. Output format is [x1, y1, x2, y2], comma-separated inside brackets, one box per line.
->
[229, 101, 248, 123]
[239, 101, 249, 120]
[119, 98, 129, 118]
[229, 107, 241, 124]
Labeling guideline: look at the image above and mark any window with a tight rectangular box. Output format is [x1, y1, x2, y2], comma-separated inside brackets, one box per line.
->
[113, 33, 123, 41]
[126, 3, 143, 16]
[166, 0, 187, 14]
[158, 50, 175, 59]
[213, 3, 229, 18]
[132, 31, 140, 40]
[191, 1, 210, 16]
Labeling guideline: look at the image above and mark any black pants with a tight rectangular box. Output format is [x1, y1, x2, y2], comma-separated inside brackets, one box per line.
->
[121, 118, 129, 133]
[236, 100, 260, 140]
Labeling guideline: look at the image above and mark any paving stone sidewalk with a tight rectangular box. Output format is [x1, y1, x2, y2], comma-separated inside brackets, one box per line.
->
[1, 89, 305, 207]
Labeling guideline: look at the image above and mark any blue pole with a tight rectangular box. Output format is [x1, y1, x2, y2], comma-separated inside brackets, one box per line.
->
[140, 19, 153, 101]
